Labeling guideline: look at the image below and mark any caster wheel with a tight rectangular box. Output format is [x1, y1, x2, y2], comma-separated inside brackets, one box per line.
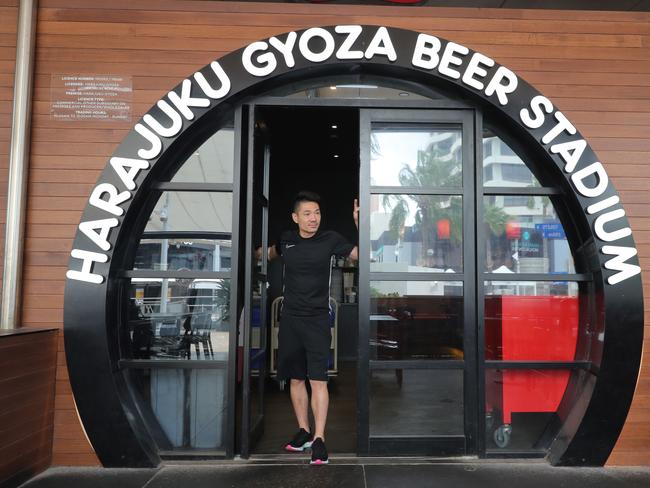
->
[493, 424, 512, 448]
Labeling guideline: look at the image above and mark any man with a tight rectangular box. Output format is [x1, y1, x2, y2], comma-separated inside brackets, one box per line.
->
[268, 191, 358, 465]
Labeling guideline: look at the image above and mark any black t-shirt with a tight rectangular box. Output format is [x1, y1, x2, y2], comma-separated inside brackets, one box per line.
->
[275, 229, 354, 316]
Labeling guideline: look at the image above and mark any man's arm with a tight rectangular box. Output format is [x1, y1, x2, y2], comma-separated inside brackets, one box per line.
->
[348, 246, 358, 261]
[348, 198, 359, 261]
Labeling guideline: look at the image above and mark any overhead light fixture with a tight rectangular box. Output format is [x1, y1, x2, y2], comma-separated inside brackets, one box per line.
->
[331, 124, 338, 129]
[399, 92, 410, 97]
[329, 86, 337, 90]
[334, 154, 339, 158]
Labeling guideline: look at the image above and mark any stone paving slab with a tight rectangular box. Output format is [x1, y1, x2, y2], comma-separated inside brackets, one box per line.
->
[363, 464, 650, 488]
[19, 468, 157, 488]
[145, 465, 365, 488]
[18, 462, 650, 488]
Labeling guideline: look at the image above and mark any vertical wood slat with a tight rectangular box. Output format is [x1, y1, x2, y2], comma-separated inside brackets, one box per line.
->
[0, 329, 58, 488]
[22, 0, 650, 467]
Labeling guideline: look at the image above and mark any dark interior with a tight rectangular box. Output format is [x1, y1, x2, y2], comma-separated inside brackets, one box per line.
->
[252, 106, 360, 454]
[265, 105, 360, 245]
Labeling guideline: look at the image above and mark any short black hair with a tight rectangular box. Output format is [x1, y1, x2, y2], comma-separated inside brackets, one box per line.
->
[292, 191, 321, 213]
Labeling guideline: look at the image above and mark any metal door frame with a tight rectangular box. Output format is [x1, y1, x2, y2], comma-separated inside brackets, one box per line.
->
[357, 108, 478, 456]
[234, 97, 484, 459]
[240, 104, 272, 458]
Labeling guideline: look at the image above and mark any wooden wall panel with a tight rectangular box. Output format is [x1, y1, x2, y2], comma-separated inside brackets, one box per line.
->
[0, 329, 57, 488]
[28, 0, 650, 466]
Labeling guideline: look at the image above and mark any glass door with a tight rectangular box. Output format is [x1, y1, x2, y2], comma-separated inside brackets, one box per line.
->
[240, 106, 271, 457]
[357, 109, 477, 456]
[121, 110, 242, 458]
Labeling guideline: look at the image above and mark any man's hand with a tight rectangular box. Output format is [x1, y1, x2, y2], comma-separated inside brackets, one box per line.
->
[255, 245, 279, 261]
[268, 244, 279, 261]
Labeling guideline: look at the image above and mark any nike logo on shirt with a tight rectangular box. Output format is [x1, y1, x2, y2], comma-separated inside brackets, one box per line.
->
[286, 244, 295, 249]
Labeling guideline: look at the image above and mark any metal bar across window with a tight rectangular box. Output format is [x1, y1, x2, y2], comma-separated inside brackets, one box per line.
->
[369, 272, 465, 281]
[370, 186, 463, 195]
[482, 273, 591, 282]
[121, 270, 231, 279]
[484, 360, 593, 370]
[482, 187, 562, 195]
[119, 360, 229, 369]
[369, 360, 465, 370]
[155, 182, 234, 192]
[141, 231, 232, 240]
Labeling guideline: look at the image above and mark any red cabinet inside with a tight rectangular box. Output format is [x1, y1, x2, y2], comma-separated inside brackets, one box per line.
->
[485, 295, 579, 424]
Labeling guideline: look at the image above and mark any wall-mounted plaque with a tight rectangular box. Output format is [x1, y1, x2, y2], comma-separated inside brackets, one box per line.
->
[51, 74, 132, 121]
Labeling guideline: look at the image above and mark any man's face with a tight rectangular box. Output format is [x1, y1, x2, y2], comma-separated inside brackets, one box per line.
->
[292, 201, 321, 237]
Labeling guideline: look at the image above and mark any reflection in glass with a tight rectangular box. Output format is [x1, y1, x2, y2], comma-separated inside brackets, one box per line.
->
[172, 127, 234, 183]
[146, 192, 232, 233]
[486, 368, 577, 451]
[370, 369, 463, 435]
[134, 238, 232, 272]
[370, 281, 463, 360]
[369, 369, 464, 437]
[485, 281, 579, 361]
[370, 127, 462, 187]
[128, 368, 228, 450]
[483, 196, 575, 273]
[250, 281, 268, 431]
[250, 282, 267, 371]
[126, 278, 230, 361]
[371, 194, 462, 272]
[483, 129, 540, 187]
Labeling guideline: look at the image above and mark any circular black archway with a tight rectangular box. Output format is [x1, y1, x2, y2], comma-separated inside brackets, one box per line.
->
[64, 26, 643, 467]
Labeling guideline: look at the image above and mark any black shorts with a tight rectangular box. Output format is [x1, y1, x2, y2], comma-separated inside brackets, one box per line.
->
[277, 312, 331, 381]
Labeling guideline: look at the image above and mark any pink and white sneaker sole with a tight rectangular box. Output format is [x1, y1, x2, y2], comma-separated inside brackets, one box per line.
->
[310, 459, 329, 465]
[285, 442, 312, 452]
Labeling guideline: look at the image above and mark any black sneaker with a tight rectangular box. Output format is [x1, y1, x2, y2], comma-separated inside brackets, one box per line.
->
[285, 428, 313, 452]
[310, 437, 329, 465]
